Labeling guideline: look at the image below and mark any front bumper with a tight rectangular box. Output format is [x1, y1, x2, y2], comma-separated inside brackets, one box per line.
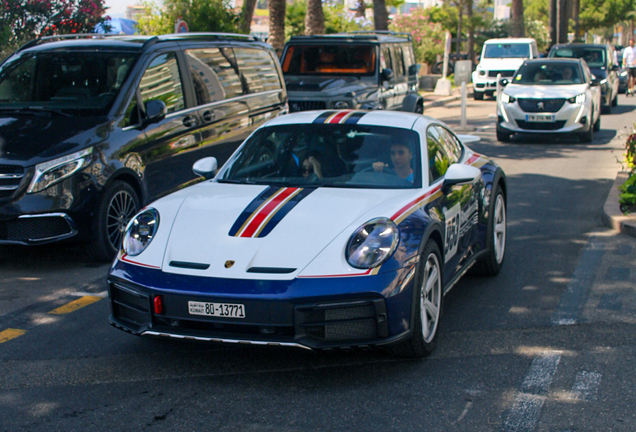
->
[472, 70, 516, 92]
[108, 260, 417, 350]
[497, 100, 590, 134]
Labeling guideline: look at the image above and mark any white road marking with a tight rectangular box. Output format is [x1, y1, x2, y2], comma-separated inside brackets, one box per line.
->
[454, 400, 473, 424]
[502, 351, 561, 431]
[570, 371, 602, 402]
[69, 291, 108, 298]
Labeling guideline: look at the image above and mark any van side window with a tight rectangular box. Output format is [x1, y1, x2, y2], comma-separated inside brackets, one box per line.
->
[138, 53, 185, 114]
[381, 47, 392, 72]
[233, 48, 283, 94]
[393, 45, 405, 76]
[185, 48, 244, 105]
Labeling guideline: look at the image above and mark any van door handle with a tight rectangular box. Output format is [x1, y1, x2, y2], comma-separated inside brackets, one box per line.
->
[202, 111, 215, 122]
[183, 116, 197, 128]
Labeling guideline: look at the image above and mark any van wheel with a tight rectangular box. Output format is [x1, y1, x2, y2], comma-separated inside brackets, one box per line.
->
[415, 102, 424, 114]
[474, 91, 484, 100]
[593, 112, 601, 132]
[87, 181, 140, 262]
[388, 240, 443, 358]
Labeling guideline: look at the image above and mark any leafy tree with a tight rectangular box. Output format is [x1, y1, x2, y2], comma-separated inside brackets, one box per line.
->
[136, 0, 239, 35]
[285, 0, 372, 39]
[136, 1, 173, 35]
[285, 0, 306, 38]
[390, 8, 445, 64]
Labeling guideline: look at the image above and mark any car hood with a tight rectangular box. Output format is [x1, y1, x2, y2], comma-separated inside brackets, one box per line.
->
[477, 58, 526, 71]
[284, 76, 376, 97]
[502, 83, 588, 99]
[0, 113, 109, 164]
[132, 182, 413, 280]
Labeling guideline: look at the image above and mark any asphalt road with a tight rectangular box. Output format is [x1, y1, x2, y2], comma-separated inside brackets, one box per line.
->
[1, 96, 635, 432]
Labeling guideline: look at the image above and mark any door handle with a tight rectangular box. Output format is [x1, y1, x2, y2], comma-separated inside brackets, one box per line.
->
[183, 116, 197, 128]
[202, 111, 215, 122]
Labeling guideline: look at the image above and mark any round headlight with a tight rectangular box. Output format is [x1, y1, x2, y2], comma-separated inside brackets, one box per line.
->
[122, 208, 160, 256]
[333, 101, 349, 109]
[346, 218, 400, 269]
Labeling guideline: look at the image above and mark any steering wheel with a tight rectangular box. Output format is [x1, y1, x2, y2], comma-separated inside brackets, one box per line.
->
[361, 165, 397, 176]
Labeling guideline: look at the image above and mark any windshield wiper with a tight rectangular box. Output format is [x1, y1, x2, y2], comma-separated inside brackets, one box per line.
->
[0, 106, 72, 117]
[217, 178, 258, 185]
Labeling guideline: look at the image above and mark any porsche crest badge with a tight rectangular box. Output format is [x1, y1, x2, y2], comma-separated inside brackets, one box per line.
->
[224, 260, 235, 268]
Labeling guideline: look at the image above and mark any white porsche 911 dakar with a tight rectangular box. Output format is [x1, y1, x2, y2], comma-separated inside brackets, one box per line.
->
[107, 110, 507, 358]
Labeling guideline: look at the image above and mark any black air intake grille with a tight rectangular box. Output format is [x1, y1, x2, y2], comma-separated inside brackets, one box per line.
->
[289, 100, 327, 112]
[488, 70, 515, 77]
[0, 164, 26, 200]
[518, 98, 566, 113]
[515, 120, 567, 130]
[1, 216, 74, 242]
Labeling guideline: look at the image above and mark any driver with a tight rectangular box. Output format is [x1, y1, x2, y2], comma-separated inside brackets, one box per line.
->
[373, 142, 414, 181]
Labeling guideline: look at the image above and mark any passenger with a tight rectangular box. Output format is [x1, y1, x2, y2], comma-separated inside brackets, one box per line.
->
[560, 67, 573, 82]
[301, 154, 323, 179]
[533, 70, 547, 83]
[373, 142, 414, 181]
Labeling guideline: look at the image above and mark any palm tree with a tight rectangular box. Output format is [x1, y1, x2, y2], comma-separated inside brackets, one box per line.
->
[269, 0, 286, 57]
[373, 0, 389, 31]
[305, 0, 325, 35]
[510, 0, 524, 37]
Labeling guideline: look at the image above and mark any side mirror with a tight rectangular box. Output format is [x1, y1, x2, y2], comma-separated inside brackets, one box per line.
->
[193, 157, 218, 179]
[382, 68, 394, 81]
[144, 100, 167, 125]
[442, 163, 481, 192]
[499, 78, 509, 87]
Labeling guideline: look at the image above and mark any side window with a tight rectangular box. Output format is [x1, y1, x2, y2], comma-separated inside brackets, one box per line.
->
[138, 52, 185, 114]
[233, 47, 283, 94]
[427, 127, 452, 183]
[381, 47, 392, 72]
[393, 45, 405, 76]
[402, 44, 413, 72]
[122, 94, 140, 128]
[185, 48, 244, 106]
[436, 126, 463, 163]
[532, 44, 539, 59]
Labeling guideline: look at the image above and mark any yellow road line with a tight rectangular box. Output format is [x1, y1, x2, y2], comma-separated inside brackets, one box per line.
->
[0, 328, 27, 344]
[49, 295, 102, 315]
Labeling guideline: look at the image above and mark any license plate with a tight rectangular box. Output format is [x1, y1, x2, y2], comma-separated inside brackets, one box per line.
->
[526, 114, 555, 122]
[188, 301, 245, 318]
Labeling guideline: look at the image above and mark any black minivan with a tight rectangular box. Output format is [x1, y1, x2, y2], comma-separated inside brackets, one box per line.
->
[0, 33, 287, 260]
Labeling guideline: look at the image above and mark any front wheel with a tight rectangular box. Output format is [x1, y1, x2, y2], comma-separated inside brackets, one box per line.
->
[593, 112, 601, 132]
[389, 240, 443, 358]
[474, 91, 484, 101]
[87, 181, 140, 262]
[472, 184, 506, 276]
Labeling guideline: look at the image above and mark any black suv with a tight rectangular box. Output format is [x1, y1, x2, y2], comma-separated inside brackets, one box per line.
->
[280, 32, 423, 113]
[548, 43, 620, 112]
[0, 33, 287, 260]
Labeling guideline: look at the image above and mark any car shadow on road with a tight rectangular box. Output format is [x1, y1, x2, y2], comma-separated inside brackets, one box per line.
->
[0, 243, 106, 269]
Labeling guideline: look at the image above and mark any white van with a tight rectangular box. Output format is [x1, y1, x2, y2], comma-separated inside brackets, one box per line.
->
[472, 38, 539, 100]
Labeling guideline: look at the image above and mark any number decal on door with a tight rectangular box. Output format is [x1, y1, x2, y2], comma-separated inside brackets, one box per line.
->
[444, 204, 461, 263]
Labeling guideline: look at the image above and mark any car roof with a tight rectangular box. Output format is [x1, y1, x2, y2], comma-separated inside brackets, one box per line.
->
[524, 58, 583, 64]
[287, 31, 411, 44]
[17, 33, 266, 54]
[264, 110, 431, 130]
[551, 43, 608, 49]
[484, 38, 535, 44]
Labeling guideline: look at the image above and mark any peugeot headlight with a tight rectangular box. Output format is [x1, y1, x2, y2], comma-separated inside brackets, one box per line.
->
[568, 93, 586, 104]
[501, 93, 516, 104]
[27, 147, 93, 193]
[122, 208, 160, 256]
[346, 218, 400, 269]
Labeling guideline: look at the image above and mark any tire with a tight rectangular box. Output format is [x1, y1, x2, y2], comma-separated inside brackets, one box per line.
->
[593, 112, 601, 132]
[87, 181, 140, 262]
[496, 129, 511, 142]
[472, 184, 506, 276]
[602, 103, 611, 114]
[612, 94, 618, 107]
[474, 91, 484, 100]
[579, 111, 594, 143]
[414, 102, 424, 114]
[389, 240, 443, 358]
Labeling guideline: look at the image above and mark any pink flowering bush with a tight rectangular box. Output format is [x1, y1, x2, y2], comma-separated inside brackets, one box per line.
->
[390, 8, 444, 65]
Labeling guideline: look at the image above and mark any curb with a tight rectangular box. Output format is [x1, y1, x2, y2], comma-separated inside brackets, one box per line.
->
[602, 171, 636, 237]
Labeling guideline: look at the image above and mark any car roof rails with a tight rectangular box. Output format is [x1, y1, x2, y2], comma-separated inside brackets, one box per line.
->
[350, 30, 412, 42]
[159, 32, 258, 42]
[17, 33, 109, 52]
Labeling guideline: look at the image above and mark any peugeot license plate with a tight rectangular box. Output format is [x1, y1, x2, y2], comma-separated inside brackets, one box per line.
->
[188, 301, 245, 318]
[526, 114, 555, 122]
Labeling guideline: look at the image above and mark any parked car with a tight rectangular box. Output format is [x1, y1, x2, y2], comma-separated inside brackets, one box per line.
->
[107, 110, 507, 357]
[615, 47, 629, 94]
[548, 43, 619, 112]
[472, 38, 539, 100]
[496, 58, 601, 143]
[280, 31, 424, 114]
[0, 33, 287, 260]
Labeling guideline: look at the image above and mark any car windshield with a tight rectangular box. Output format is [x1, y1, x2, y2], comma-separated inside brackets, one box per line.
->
[549, 47, 606, 68]
[0, 50, 138, 116]
[483, 43, 530, 58]
[281, 45, 376, 76]
[513, 62, 584, 85]
[219, 123, 421, 189]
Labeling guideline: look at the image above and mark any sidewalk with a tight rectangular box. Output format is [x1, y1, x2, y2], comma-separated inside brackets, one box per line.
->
[421, 84, 474, 110]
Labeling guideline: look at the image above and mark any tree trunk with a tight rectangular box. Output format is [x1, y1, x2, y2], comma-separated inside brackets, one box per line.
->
[373, 0, 389, 31]
[240, 0, 258, 35]
[467, 0, 474, 64]
[305, 0, 325, 35]
[557, 0, 568, 44]
[510, 0, 524, 37]
[549, 0, 557, 49]
[268, 0, 286, 57]
[573, 0, 580, 41]
[456, 4, 462, 58]
[355, 0, 366, 18]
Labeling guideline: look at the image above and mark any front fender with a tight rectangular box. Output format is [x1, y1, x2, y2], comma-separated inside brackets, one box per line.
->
[402, 93, 424, 113]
